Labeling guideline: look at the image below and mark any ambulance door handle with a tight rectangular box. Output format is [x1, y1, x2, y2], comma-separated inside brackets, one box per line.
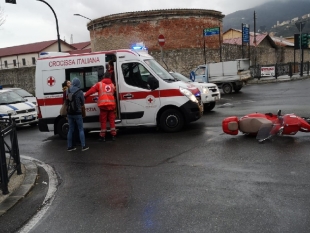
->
[123, 94, 133, 99]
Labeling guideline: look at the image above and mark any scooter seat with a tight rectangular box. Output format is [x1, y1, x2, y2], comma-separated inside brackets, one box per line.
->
[239, 117, 273, 133]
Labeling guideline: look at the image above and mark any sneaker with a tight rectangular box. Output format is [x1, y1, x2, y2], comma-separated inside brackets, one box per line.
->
[98, 137, 106, 142]
[112, 136, 116, 141]
[67, 147, 76, 151]
[82, 146, 89, 151]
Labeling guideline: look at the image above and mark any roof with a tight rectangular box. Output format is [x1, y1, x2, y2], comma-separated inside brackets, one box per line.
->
[71, 41, 91, 50]
[0, 40, 58, 57]
[270, 36, 294, 47]
[0, 40, 79, 57]
[223, 34, 269, 46]
[223, 28, 293, 48]
[68, 48, 92, 54]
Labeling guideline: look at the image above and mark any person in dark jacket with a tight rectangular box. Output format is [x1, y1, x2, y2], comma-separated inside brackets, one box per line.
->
[66, 77, 89, 151]
[62, 80, 80, 147]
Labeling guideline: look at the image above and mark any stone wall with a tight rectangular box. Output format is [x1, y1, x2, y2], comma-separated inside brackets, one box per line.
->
[0, 67, 35, 94]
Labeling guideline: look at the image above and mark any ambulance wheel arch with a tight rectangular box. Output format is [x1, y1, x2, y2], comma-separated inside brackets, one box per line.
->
[157, 106, 185, 133]
[55, 116, 69, 139]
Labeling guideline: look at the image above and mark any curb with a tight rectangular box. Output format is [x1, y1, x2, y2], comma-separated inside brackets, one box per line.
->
[0, 158, 38, 216]
[247, 75, 310, 84]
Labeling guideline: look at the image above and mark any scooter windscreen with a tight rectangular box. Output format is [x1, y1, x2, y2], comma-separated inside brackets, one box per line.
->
[256, 124, 277, 141]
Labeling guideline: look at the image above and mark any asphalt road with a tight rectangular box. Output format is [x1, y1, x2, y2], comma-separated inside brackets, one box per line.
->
[2, 79, 310, 233]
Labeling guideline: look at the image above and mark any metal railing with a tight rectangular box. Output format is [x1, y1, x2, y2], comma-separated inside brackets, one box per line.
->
[0, 115, 22, 195]
[250, 61, 310, 79]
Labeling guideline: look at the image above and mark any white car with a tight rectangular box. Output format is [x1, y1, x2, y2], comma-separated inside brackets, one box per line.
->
[170, 72, 221, 111]
[0, 89, 38, 126]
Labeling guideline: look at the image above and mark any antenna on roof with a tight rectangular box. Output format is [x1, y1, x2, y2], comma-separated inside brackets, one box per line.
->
[63, 36, 66, 42]
[71, 34, 73, 44]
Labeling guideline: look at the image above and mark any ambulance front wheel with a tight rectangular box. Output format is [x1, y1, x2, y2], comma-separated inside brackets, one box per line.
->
[159, 109, 184, 133]
[57, 117, 69, 139]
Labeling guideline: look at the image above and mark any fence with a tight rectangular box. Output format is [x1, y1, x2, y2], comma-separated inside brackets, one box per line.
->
[0, 115, 22, 195]
[250, 61, 310, 79]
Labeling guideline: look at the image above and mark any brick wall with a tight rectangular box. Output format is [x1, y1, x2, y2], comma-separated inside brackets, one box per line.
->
[91, 9, 224, 51]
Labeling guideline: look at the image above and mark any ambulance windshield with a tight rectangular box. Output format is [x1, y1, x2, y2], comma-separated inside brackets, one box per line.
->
[144, 59, 176, 82]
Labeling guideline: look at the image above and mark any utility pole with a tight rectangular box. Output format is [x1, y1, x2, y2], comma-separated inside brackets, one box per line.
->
[37, 0, 61, 52]
[254, 11, 257, 66]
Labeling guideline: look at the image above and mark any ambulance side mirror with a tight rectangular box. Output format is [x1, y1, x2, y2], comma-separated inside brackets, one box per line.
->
[147, 75, 159, 90]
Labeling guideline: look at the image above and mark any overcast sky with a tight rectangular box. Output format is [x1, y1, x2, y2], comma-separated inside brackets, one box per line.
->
[0, 0, 271, 48]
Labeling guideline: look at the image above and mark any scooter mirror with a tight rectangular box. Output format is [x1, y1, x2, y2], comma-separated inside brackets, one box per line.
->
[277, 110, 281, 116]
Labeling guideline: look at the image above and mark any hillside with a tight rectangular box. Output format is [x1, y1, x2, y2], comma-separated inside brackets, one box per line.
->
[223, 0, 310, 37]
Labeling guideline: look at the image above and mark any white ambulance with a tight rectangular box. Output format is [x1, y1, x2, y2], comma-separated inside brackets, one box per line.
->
[35, 49, 203, 138]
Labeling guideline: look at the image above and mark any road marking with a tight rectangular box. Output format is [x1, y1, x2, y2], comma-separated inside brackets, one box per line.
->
[17, 155, 58, 233]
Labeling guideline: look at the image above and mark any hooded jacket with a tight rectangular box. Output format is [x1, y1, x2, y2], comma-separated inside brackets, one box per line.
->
[67, 77, 85, 115]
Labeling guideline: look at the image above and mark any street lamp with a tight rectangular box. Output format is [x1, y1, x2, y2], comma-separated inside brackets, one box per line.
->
[6, 0, 61, 52]
[37, 0, 61, 52]
[74, 14, 95, 50]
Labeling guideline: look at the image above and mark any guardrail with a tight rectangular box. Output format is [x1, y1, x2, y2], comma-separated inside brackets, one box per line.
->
[250, 61, 310, 79]
[0, 115, 22, 195]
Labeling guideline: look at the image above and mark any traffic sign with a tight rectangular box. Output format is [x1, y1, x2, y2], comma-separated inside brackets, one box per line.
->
[203, 27, 220, 36]
[190, 71, 195, 82]
[158, 34, 165, 47]
[242, 24, 249, 43]
[295, 21, 307, 32]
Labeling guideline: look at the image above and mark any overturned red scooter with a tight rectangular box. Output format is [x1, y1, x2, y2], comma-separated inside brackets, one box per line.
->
[222, 110, 310, 142]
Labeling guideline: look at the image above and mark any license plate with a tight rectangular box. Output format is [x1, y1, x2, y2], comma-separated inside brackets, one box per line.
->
[214, 96, 219, 101]
[24, 115, 33, 120]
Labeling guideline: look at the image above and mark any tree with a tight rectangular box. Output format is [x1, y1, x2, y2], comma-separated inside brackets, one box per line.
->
[0, 6, 6, 27]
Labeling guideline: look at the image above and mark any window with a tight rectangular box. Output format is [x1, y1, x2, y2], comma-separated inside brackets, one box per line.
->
[195, 67, 206, 76]
[4, 61, 8, 68]
[13, 60, 16, 67]
[32, 57, 36, 65]
[65, 66, 104, 92]
[121, 62, 150, 89]
[22, 58, 26, 66]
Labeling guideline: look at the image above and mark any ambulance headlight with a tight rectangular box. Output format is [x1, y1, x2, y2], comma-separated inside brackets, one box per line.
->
[201, 87, 209, 94]
[7, 110, 17, 115]
[179, 87, 198, 103]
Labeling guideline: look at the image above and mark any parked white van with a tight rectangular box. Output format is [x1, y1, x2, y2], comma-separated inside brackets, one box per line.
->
[35, 49, 203, 138]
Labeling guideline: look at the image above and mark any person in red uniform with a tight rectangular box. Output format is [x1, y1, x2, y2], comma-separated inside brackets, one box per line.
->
[84, 71, 117, 141]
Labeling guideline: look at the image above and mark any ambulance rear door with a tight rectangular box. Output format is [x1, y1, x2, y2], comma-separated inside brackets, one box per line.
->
[65, 65, 105, 129]
[41, 69, 65, 118]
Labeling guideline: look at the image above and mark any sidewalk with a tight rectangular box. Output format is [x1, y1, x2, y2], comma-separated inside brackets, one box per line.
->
[247, 73, 310, 84]
[0, 157, 38, 216]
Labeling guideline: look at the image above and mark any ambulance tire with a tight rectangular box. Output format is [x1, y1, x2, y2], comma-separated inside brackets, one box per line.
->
[159, 109, 184, 133]
[57, 117, 69, 139]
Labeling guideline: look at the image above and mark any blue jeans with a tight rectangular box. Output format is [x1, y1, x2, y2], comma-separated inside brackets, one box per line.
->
[67, 114, 86, 148]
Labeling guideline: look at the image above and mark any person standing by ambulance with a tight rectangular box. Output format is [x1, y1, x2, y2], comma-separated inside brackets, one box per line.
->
[84, 71, 117, 141]
[67, 77, 89, 151]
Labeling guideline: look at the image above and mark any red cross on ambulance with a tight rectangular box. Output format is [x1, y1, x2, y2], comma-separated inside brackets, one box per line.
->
[47, 76, 55, 86]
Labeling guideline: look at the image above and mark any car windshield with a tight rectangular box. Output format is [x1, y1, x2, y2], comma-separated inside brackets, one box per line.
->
[13, 89, 33, 97]
[144, 59, 176, 82]
[0, 91, 26, 104]
[170, 73, 192, 83]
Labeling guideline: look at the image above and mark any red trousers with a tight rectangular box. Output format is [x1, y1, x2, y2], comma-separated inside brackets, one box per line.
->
[99, 108, 116, 137]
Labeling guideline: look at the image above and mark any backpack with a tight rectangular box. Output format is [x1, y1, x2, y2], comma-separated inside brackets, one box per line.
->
[66, 89, 81, 114]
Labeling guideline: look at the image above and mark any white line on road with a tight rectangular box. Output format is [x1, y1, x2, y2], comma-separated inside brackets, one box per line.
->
[17, 155, 58, 233]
